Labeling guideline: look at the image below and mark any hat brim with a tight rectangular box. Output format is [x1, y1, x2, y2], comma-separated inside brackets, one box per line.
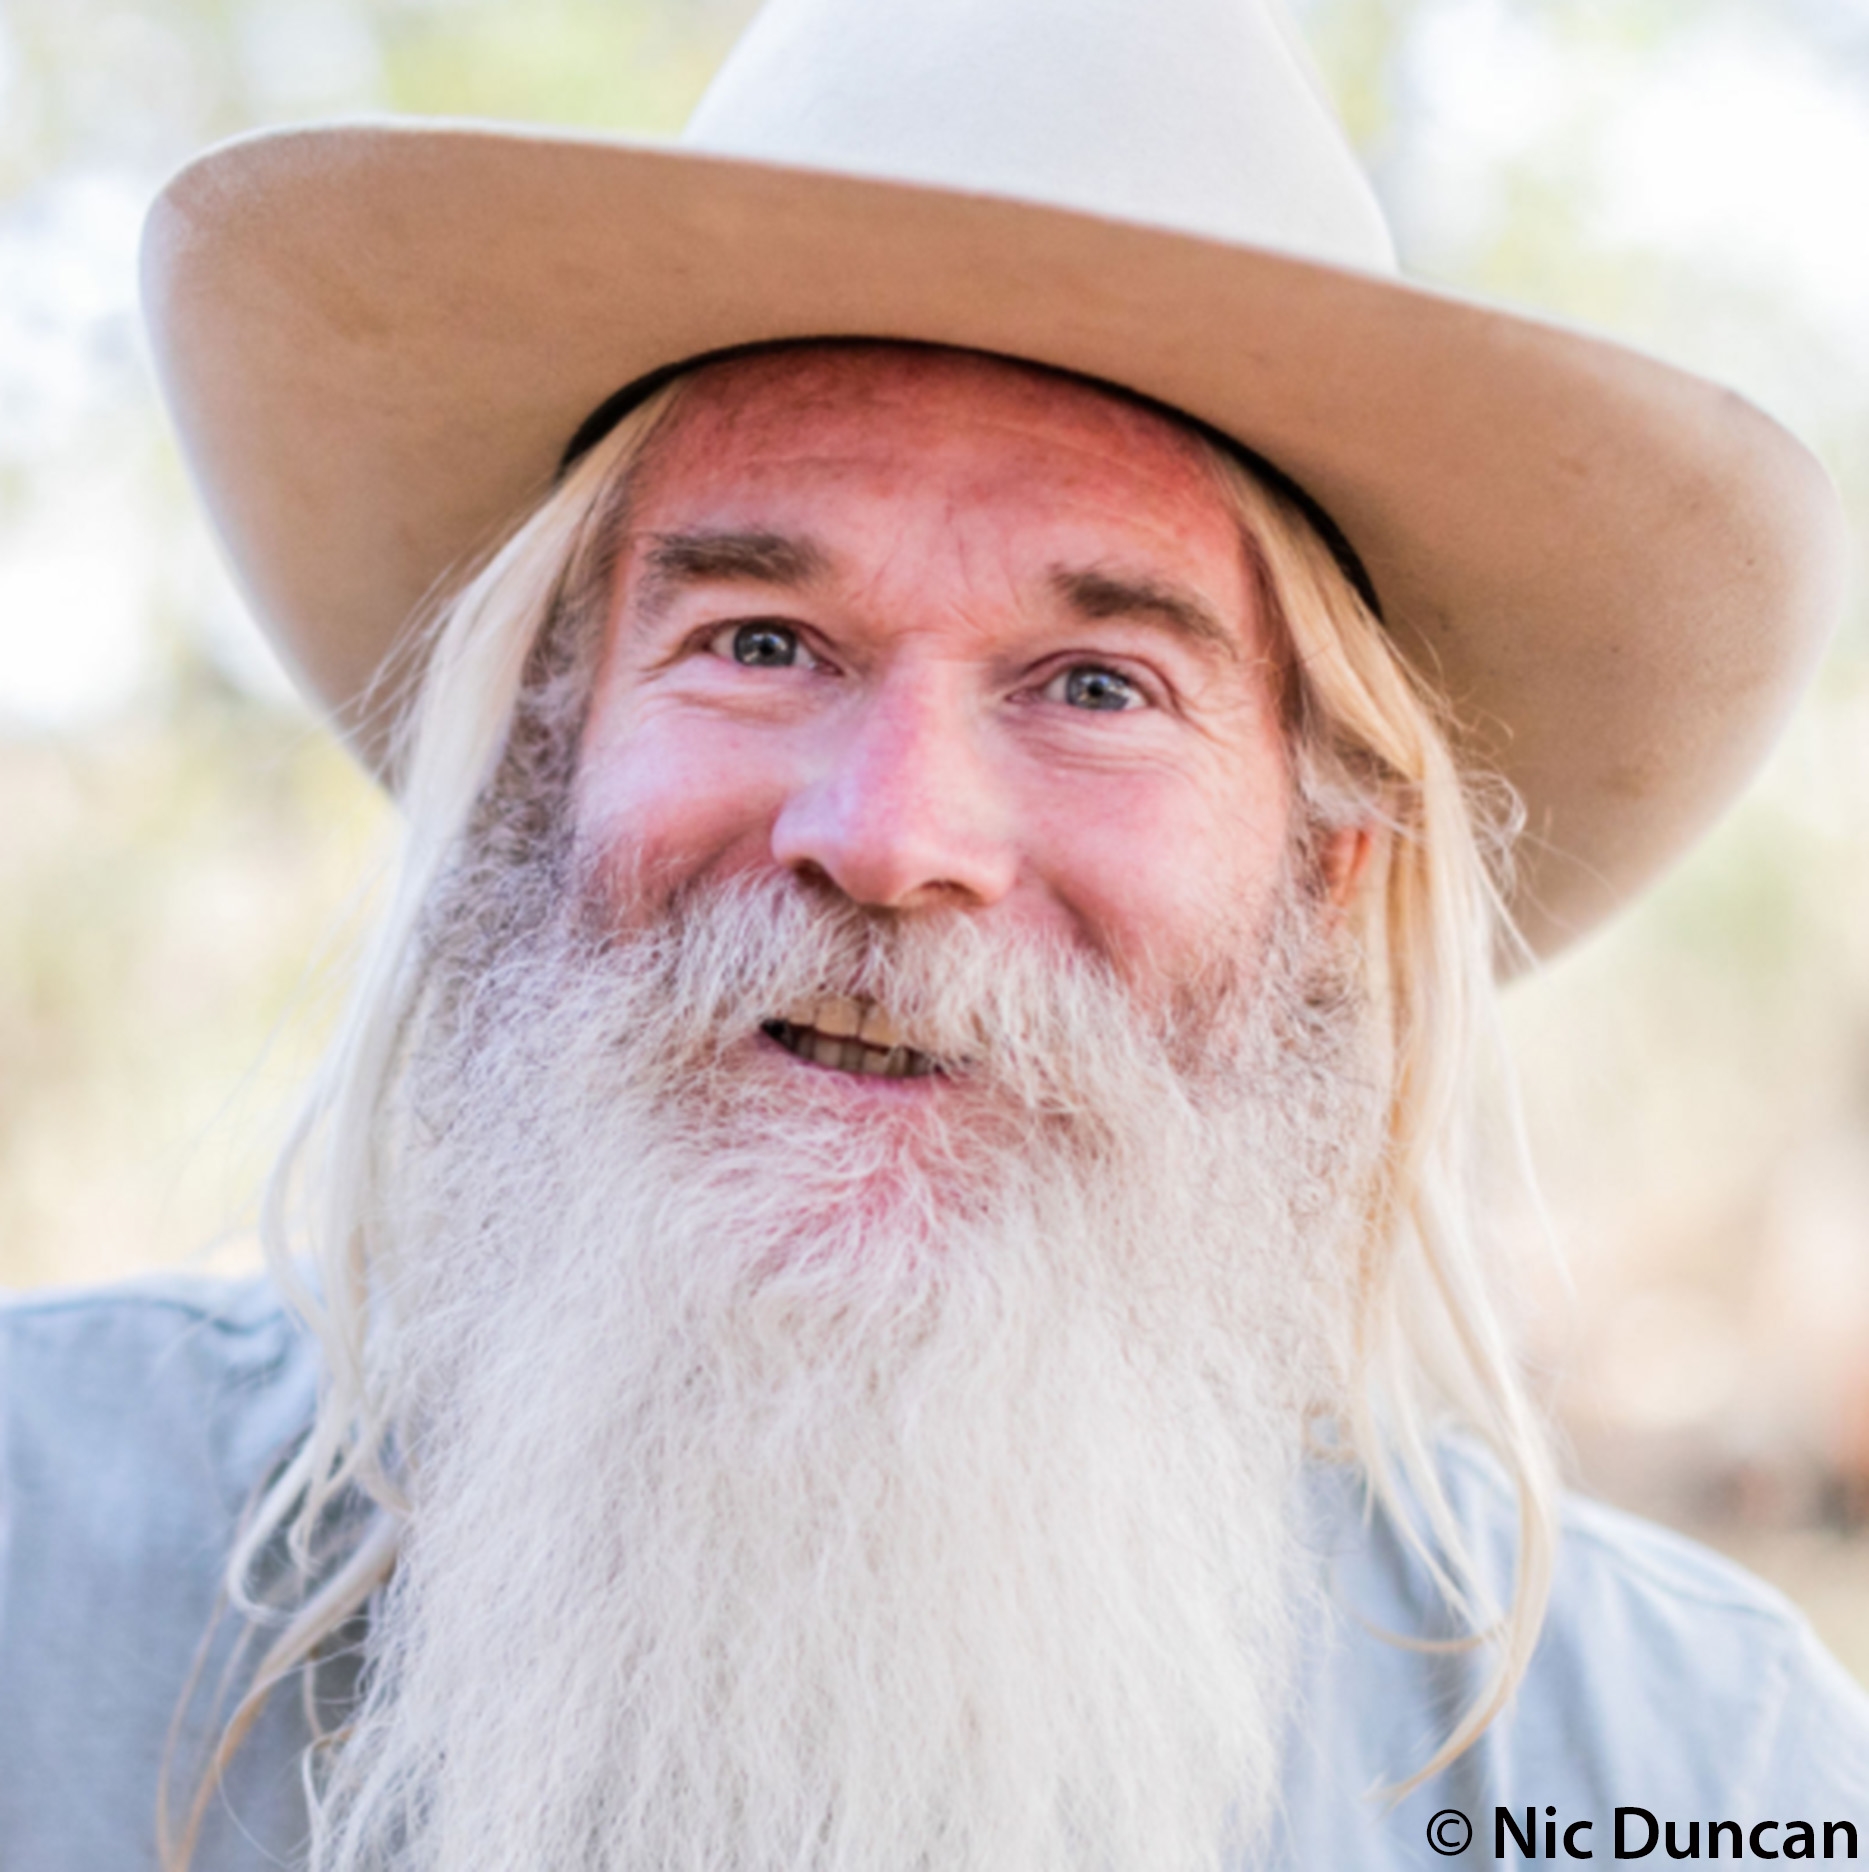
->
[139, 120, 1847, 959]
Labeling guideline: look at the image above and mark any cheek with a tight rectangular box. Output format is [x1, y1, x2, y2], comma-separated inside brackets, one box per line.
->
[572, 701, 787, 891]
[1026, 762, 1295, 976]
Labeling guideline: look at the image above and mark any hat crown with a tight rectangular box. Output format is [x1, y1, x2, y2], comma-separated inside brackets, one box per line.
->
[682, 0, 1397, 274]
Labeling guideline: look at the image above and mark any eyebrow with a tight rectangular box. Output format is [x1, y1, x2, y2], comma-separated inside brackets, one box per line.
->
[627, 530, 1241, 663]
[633, 527, 831, 620]
[1048, 565, 1240, 661]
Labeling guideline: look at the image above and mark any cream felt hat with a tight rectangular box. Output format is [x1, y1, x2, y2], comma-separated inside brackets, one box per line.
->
[139, 0, 1847, 958]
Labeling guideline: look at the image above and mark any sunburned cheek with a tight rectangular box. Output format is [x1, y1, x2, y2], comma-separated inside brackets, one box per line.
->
[1025, 781, 1288, 978]
[573, 717, 786, 892]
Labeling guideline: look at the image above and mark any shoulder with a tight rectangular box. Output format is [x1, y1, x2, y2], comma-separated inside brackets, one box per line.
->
[1294, 1443, 1869, 1825]
[1529, 1479, 1869, 1804]
[0, 1267, 317, 1518]
[0, 1268, 321, 1621]
[0, 1262, 320, 1625]
[0, 1270, 321, 1866]
[0, 1262, 308, 1377]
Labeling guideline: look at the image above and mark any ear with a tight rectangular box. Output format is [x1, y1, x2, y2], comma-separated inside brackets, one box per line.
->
[1318, 821, 1378, 910]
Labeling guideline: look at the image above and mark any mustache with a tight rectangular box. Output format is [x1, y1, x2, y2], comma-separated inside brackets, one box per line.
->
[508, 863, 1263, 1109]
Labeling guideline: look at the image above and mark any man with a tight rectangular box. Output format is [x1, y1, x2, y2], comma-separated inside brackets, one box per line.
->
[2, 0, 1865, 1867]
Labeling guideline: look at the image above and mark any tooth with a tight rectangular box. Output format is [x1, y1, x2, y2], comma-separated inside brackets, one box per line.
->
[883, 1048, 909, 1078]
[812, 1035, 842, 1068]
[854, 1045, 884, 1076]
[816, 998, 861, 1037]
[858, 1005, 902, 1047]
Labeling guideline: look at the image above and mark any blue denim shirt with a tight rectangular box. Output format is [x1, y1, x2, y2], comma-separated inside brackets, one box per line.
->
[3, 1274, 1865, 1869]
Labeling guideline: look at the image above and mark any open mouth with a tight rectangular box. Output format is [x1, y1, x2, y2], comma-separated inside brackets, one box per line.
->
[762, 996, 941, 1079]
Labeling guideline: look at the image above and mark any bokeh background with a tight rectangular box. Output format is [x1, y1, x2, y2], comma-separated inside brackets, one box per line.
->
[3, 0, 1866, 1679]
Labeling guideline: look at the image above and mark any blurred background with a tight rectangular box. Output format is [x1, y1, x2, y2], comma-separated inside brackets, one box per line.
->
[2, 0, 1865, 1679]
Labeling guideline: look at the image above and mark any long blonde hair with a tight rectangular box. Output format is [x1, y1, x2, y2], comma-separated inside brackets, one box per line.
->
[1209, 450, 1556, 1781]
[164, 365, 1554, 1863]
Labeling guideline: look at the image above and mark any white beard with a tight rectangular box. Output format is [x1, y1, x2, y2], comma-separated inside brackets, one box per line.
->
[311, 863, 1378, 1872]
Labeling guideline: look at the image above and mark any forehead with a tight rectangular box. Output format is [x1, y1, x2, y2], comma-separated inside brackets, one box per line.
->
[624, 346, 1256, 605]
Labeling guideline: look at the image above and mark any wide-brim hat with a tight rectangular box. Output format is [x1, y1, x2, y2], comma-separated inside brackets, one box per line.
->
[139, 0, 1847, 960]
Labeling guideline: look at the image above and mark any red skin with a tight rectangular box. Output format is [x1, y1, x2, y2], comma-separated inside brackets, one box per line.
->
[573, 346, 1361, 1101]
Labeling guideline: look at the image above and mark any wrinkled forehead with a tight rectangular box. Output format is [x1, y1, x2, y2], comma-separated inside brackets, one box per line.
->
[575, 339, 1373, 620]
[623, 342, 1236, 524]
[652, 342, 1217, 462]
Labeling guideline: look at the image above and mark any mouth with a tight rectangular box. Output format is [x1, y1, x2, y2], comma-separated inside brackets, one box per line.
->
[762, 996, 941, 1080]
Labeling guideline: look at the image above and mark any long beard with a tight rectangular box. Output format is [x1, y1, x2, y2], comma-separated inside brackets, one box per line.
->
[312, 862, 1379, 1872]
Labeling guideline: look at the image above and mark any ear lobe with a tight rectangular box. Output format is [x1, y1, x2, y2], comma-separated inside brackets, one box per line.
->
[1319, 822, 1378, 909]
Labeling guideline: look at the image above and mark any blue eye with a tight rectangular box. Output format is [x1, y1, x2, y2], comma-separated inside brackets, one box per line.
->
[1059, 665, 1139, 711]
[731, 621, 801, 666]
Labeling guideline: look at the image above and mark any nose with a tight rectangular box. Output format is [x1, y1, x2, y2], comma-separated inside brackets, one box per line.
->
[769, 673, 1018, 911]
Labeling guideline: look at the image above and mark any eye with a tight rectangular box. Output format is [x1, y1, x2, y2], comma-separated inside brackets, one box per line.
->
[1046, 664, 1144, 712]
[714, 620, 812, 668]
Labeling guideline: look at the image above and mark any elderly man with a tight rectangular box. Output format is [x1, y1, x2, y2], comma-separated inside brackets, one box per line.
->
[3, 0, 1867, 1867]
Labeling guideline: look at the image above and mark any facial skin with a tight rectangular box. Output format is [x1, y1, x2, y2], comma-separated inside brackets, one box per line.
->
[574, 345, 1359, 1079]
